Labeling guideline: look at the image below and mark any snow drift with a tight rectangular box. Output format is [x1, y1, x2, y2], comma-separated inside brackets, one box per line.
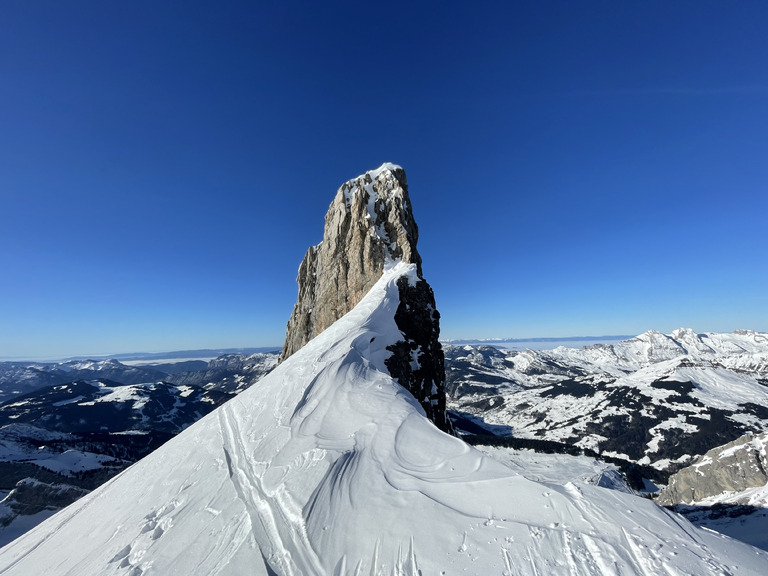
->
[0, 263, 766, 575]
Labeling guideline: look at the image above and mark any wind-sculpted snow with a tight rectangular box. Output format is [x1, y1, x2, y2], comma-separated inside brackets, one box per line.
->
[1, 264, 766, 574]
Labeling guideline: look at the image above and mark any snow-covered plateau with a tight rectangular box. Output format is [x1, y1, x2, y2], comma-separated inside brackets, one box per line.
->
[1, 263, 765, 575]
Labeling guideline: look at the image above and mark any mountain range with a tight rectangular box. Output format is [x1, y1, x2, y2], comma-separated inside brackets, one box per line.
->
[0, 353, 278, 546]
[3, 262, 766, 574]
[447, 328, 768, 472]
[0, 164, 766, 573]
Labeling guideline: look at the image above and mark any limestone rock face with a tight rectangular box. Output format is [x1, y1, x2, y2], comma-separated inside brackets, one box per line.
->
[281, 163, 451, 431]
[657, 433, 768, 505]
[282, 163, 420, 358]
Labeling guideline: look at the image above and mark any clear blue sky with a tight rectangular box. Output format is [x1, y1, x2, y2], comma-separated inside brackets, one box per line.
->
[2, 1, 767, 359]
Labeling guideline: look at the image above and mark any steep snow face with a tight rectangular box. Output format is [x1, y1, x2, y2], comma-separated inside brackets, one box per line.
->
[1, 266, 766, 575]
[282, 163, 450, 431]
[0, 375, 244, 547]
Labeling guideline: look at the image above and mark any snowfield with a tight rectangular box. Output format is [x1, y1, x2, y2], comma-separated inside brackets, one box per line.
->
[0, 263, 766, 575]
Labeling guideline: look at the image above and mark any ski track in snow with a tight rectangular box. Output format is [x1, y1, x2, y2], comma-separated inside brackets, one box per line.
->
[217, 404, 324, 575]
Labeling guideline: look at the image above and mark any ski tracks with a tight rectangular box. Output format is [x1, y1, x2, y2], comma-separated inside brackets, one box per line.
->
[217, 403, 325, 576]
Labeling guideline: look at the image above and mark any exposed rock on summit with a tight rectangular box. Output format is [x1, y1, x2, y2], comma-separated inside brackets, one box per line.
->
[281, 163, 420, 359]
[282, 163, 450, 431]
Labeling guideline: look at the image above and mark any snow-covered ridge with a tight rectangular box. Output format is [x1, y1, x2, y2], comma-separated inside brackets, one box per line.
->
[0, 354, 279, 547]
[540, 328, 768, 375]
[2, 264, 765, 574]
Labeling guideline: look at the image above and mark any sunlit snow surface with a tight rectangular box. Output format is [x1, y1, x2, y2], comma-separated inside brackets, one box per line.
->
[1, 263, 766, 575]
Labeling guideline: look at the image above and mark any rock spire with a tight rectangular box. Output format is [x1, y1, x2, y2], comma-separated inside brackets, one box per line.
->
[281, 163, 451, 431]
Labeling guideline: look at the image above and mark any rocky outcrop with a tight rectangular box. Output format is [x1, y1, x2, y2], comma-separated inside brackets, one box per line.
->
[0, 479, 89, 526]
[281, 163, 451, 432]
[385, 276, 447, 427]
[657, 433, 768, 505]
[282, 163, 421, 359]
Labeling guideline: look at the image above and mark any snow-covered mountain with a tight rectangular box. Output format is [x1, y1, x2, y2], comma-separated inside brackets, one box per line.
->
[446, 329, 768, 474]
[0, 360, 168, 403]
[1, 263, 765, 574]
[0, 380, 229, 546]
[164, 352, 279, 394]
[281, 162, 450, 431]
[3, 162, 765, 572]
[0, 352, 280, 403]
[0, 353, 278, 546]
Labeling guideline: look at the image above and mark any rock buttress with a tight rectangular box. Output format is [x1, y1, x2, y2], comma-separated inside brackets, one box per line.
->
[281, 163, 451, 432]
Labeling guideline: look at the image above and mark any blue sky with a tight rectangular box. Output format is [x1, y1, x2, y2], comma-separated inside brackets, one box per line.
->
[2, 1, 767, 359]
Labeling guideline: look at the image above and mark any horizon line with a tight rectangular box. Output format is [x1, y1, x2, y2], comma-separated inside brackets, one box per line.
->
[4, 328, 766, 363]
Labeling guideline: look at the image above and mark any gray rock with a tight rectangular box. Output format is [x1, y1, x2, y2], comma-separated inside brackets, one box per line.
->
[657, 433, 768, 505]
[282, 164, 421, 359]
[0, 479, 89, 525]
[281, 164, 451, 431]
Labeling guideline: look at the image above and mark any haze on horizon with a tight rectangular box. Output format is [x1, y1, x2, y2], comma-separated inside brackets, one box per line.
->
[2, 2, 767, 359]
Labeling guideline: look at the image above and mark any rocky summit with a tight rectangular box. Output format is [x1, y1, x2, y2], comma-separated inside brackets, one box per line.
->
[281, 163, 450, 431]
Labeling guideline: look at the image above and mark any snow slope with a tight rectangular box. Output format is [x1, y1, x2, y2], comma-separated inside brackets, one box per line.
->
[0, 353, 278, 547]
[1, 262, 765, 575]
